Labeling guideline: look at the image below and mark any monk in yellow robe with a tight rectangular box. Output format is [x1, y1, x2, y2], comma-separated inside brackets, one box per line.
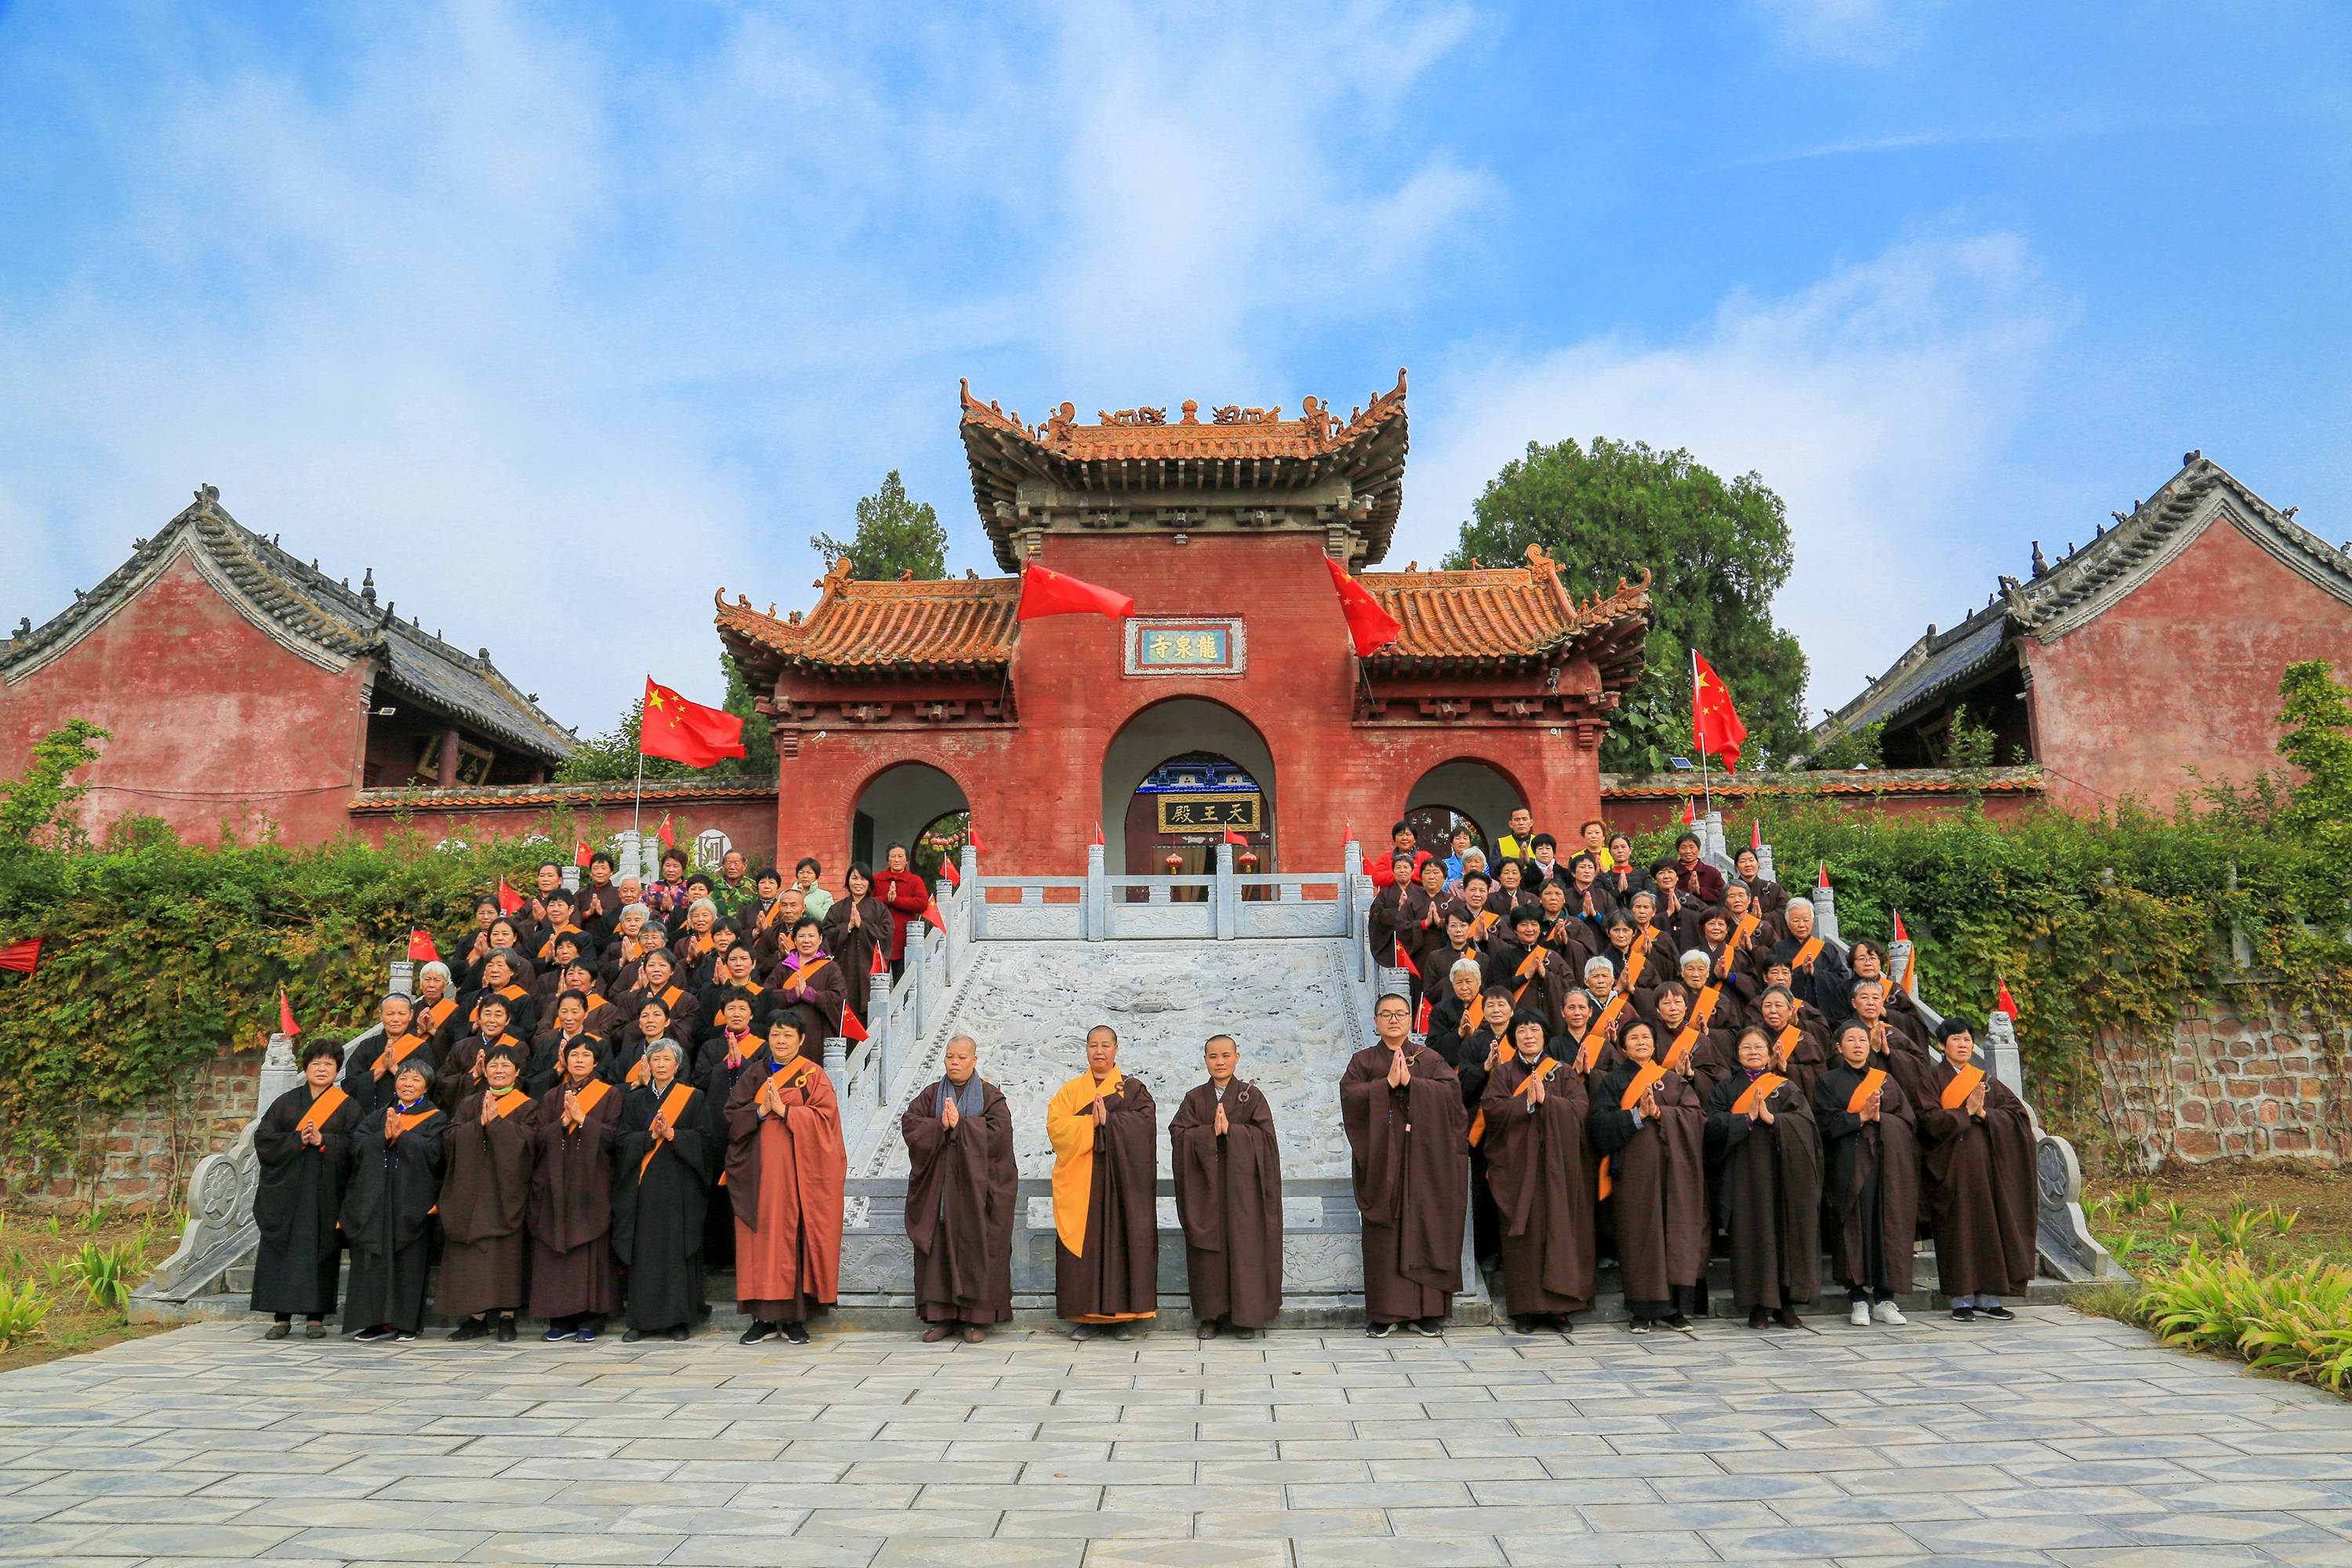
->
[1047, 1025, 1159, 1341]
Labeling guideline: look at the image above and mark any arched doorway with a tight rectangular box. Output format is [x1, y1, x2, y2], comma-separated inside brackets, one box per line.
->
[1405, 759, 1526, 865]
[851, 763, 970, 886]
[1100, 699, 1277, 890]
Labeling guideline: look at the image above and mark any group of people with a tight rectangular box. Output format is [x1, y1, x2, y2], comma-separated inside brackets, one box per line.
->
[1362, 808, 2040, 1334]
[246, 808, 2040, 1345]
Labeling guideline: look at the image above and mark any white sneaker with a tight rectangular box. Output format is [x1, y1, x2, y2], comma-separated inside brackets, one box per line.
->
[1873, 1301, 1907, 1325]
[1848, 1301, 1871, 1327]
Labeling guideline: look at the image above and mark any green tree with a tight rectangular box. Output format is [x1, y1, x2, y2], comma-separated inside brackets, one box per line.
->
[1445, 437, 1809, 771]
[554, 655, 772, 783]
[0, 721, 109, 854]
[812, 470, 947, 580]
[2275, 659, 2352, 844]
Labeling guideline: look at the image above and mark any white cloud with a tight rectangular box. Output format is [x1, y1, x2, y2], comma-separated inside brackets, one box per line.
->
[1755, 0, 1941, 66]
[1399, 234, 2068, 720]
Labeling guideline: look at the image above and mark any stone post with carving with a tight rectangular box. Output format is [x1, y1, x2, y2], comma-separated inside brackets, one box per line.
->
[131, 1029, 303, 1312]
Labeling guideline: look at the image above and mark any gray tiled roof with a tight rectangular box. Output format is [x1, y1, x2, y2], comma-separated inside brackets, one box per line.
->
[2, 486, 575, 764]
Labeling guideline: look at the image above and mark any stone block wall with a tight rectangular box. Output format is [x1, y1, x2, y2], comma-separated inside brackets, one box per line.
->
[6, 1049, 260, 1211]
[2092, 987, 2352, 1168]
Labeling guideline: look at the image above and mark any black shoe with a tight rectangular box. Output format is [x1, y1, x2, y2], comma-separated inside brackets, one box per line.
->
[449, 1319, 486, 1341]
[781, 1322, 810, 1345]
[304, 1320, 328, 1339]
[1511, 1316, 1539, 1334]
[1196, 1319, 1221, 1339]
[1553, 1318, 1574, 1340]
[1232, 1327, 1258, 1340]
[351, 1323, 394, 1343]
[1410, 1316, 1445, 1337]
[740, 1321, 777, 1345]
[1980, 1305, 2015, 1322]
[1109, 1323, 1138, 1341]
[264, 1320, 291, 1340]
[1070, 1323, 1101, 1341]
[496, 1317, 517, 1343]
[1748, 1306, 1769, 1330]
[1775, 1308, 1802, 1330]
[394, 1330, 417, 1341]
[667, 1326, 691, 1341]
[1365, 1321, 1393, 1338]
[622, 1329, 646, 1343]
[1951, 1305, 1976, 1322]
[1663, 1314, 1693, 1332]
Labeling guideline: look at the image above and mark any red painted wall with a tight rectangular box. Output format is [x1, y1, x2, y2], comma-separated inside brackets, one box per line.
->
[0, 553, 367, 844]
[2027, 519, 2352, 814]
[346, 794, 779, 868]
[768, 533, 1602, 879]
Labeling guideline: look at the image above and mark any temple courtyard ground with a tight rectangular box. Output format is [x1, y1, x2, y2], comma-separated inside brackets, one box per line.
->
[0, 1305, 2348, 1566]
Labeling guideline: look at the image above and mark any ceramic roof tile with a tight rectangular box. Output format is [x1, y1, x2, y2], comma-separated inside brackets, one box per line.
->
[716, 566, 1019, 680]
[1356, 547, 1653, 684]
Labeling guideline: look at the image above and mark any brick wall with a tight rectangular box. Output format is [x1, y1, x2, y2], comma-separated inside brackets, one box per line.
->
[6, 1049, 260, 1212]
[2092, 987, 2352, 1168]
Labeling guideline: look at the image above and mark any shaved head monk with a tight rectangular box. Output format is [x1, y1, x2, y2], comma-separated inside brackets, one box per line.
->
[1169, 1034, 1283, 1339]
[902, 1034, 1017, 1343]
[1048, 1025, 1159, 1339]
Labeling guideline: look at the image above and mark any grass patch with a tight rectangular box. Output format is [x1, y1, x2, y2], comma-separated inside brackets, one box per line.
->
[0, 1205, 173, 1374]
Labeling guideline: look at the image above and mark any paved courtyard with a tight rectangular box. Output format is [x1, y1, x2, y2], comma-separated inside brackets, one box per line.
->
[2, 1307, 2350, 1567]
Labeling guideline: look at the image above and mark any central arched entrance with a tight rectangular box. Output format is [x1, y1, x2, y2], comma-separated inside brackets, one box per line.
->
[851, 762, 970, 884]
[1100, 698, 1276, 889]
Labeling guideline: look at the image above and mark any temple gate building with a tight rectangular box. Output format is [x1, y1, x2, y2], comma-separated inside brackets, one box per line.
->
[717, 373, 1653, 876]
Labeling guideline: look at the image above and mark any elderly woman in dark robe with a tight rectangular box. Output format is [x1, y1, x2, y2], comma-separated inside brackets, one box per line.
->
[437, 992, 528, 1110]
[437, 1042, 540, 1342]
[1704, 1025, 1823, 1330]
[725, 1010, 847, 1345]
[1814, 1020, 1920, 1327]
[613, 1036, 710, 1341]
[1480, 1010, 1596, 1336]
[902, 1033, 1018, 1343]
[252, 1036, 363, 1338]
[774, 916, 848, 1040]
[1588, 1020, 1708, 1333]
[339, 1058, 445, 1342]
[529, 1035, 621, 1341]
[1918, 1018, 2038, 1323]
[340, 993, 434, 1120]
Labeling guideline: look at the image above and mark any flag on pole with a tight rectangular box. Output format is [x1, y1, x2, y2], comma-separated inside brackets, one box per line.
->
[1994, 977, 2017, 1017]
[1015, 563, 1134, 622]
[1223, 826, 1246, 846]
[573, 838, 591, 868]
[967, 826, 988, 853]
[921, 898, 946, 931]
[408, 930, 440, 963]
[1414, 995, 1432, 1033]
[869, 942, 887, 977]
[1750, 819, 1762, 852]
[1692, 652, 1747, 770]
[1321, 554, 1403, 656]
[1817, 862, 1830, 890]
[640, 676, 747, 767]
[495, 878, 524, 916]
[1891, 909, 1909, 943]
[1680, 797, 1696, 826]
[0, 938, 42, 975]
[1394, 942, 1421, 978]
[1091, 822, 1104, 846]
[842, 1004, 868, 1043]
[1891, 909, 1915, 990]
[938, 857, 960, 888]
[657, 814, 676, 851]
[278, 988, 302, 1038]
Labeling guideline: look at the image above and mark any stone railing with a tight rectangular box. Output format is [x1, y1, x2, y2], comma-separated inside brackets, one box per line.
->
[967, 842, 1364, 947]
[132, 1032, 302, 1308]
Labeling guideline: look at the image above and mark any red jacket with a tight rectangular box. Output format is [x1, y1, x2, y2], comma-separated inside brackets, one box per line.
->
[873, 869, 931, 962]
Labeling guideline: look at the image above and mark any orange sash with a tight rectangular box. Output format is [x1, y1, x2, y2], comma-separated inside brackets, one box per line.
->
[1773, 1022, 1805, 1066]
[1730, 1073, 1787, 1116]
[419, 997, 458, 1036]
[1845, 1068, 1888, 1114]
[640, 1082, 698, 1178]
[1468, 1056, 1557, 1148]
[1661, 1023, 1704, 1073]
[481, 1087, 529, 1120]
[389, 1105, 437, 1138]
[1461, 996, 1484, 1037]
[1472, 910, 1497, 939]
[566, 1079, 612, 1117]
[1596, 1062, 1670, 1202]
[786, 956, 831, 992]
[297, 1086, 349, 1134]
[625, 1048, 657, 1087]
[1789, 936, 1824, 969]
[1690, 983, 1722, 1025]
[1621, 947, 1648, 990]
[1939, 1064, 1986, 1110]
[1510, 946, 1546, 1004]
[372, 1032, 426, 1075]
[1591, 989, 1632, 1042]
[1730, 911, 1761, 950]
[1569, 1029, 1602, 1074]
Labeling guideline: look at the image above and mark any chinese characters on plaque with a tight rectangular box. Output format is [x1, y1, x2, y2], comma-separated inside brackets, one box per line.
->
[1155, 793, 1261, 833]
[1123, 617, 1244, 676]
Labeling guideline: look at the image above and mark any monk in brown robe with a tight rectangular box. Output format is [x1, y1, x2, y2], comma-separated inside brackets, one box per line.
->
[437, 1042, 540, 1341]
[1048, 1025, 1160, 1339]
[1815, 1020, 1920, 1327]
[339, 993, 433, 1120]
[724, 1010, 846, 1344]
[1589, 1020, 1708, 1332]
[436, 993, 528, 1111]
[1918, 1018, 2038, 1319]
[1341, 993, 1467, 1338]
[1751, 985, 1828, 1097]
[902, 1033, 1017, 1343]
[1479, 1011, 1595, 1334]
[528, 1036, 621, 1340]
[1704, 1025, 1823, 1329]
[1170, 1034, 1283, 1339]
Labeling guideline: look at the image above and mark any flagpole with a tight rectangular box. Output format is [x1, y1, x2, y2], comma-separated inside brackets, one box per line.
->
[632, 677, 648, 869]
[1693, 648, 1713, 822]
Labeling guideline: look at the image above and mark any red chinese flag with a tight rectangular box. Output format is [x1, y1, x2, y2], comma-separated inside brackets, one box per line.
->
[938, 857, 960, 888]
[407, 930, 439, 963]
[1891, 909, 1909, 943]
[1750, 819, 1762, 852]
[1680, 798, 1696, 826]
[495, 878, 524, 916]
[922, 898, 946, 931]
[1692, 652, 1747, 771]
[573, 839, 591, 868]
[640, 676, 747, 768]
[1322, 554, 1402, 657]
[870, 942, 887, 977]
[967, 827, 988, 854]
[841, 1004, 868, 1043]
[1091, 822, 1104, 847]
[1995, 978, 2017, 1017]
[1817, 862, 1831, 891]
[1414, 996, 1432, 1033]
[278, 988, 302, 1038]
[656, 814, 676, 851]
[1015, 564, 1134, 622]
[1223, 826, 1245, 846]
[0, 938, 41, 975]
[1394, 942, 1421, 978]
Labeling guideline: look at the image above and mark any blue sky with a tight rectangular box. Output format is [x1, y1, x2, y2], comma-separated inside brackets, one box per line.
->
[2, 2, 2346, 736]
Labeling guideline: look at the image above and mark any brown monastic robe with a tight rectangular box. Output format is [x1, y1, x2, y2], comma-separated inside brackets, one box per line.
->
[1704, 1069, 1824, 1311]
[902, 1076, 1018, 1326]
[436, 1088, 542, 1318]
[526, 1076, 622, 1322]
[724, 1052, 847, 1323]
[1918, 1058, 2038, 1299]
[1047, 1069, 1160, 1322]
[774, 955, 849, 1039]
[1340, 1043, 1468, 1324]
[1588, 1061, 1708, 1315]
[1479, 1053, 1597, 1317]
[1169, 1079, 1284, 1330]
[1813, 1061, 1921, 1297]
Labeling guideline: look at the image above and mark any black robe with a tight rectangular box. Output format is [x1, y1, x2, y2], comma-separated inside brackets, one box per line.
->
[1918, 1060, 2038, 1298]
[1588, 1062, 1708, 1315]
[902, 1078, 1018, 1326]
[1480, 1054, 1596, 1317]
[528, 1079, 621, 1322]
[250, 1083, 361, 1317]
[818, 895, 891, 1022]
[435, 1091, 540, 1318]
[1813, 1062, 1922, 1297]
[1340, 1043, 1468, 1323]
[1169, 1080, 1283, 1330]
[339, 1105, 447, 1332]
[612, 1082, 712, 1332]
[339, 1029, 437, 1120]
[1704, 1069, 1823, 1310]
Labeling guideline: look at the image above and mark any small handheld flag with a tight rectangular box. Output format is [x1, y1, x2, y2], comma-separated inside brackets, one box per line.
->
[1995, 977, 2017, 1017]
[657, 814, 676, 851]
[495, 878, 524, 916]
[278, 988, 302, 1039]
[574, 839, 591, 868]
[408, 930, 440, 963]
[842, 1005, 868, 1043]
[938, 858, 961, 888]
[0, 938, 42, 975]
